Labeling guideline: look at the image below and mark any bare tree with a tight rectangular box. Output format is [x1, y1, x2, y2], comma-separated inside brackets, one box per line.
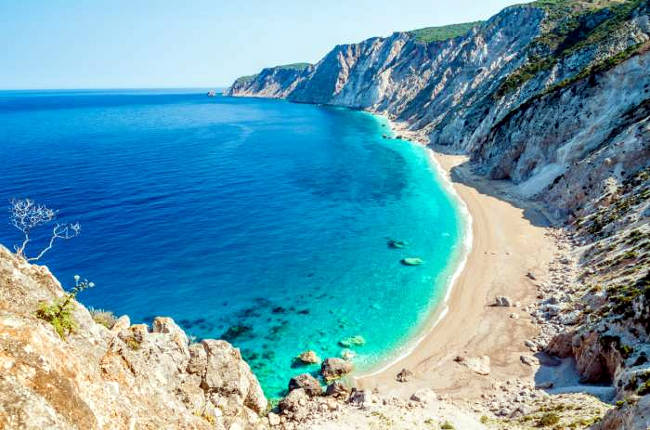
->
[9, 198, 81, 261]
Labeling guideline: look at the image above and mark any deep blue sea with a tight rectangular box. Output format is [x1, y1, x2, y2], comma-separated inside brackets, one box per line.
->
[0, 89, 464, 397]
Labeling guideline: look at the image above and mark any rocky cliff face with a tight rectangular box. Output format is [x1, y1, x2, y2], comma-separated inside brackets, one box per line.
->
[229, 0, 650, 425]
[229, 0, 649, 215]
[0, 245, 267, 429]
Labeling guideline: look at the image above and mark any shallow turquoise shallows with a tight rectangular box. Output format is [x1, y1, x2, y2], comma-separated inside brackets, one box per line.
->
[0, 90, 464, 397]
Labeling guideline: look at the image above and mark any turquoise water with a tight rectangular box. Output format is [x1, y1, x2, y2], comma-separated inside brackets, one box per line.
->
[0, 90, 464, 397]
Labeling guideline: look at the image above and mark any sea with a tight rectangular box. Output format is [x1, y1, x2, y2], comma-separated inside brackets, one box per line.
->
[0, 89, 465, 397]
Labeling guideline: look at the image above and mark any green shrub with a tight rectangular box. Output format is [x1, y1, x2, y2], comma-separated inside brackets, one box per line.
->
[35, 275, 94, 339]
[441, 421, 455, 429]
[538, 412, 560, 427]
[409, 21, 481, 43]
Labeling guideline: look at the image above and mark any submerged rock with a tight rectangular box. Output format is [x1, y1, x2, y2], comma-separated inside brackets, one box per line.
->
[321, 357, 353, 382]
[338, 335, 365, 348]
[401, 257, 424, 266]
[387, 239, 408, 249]
[340, 349, 355, 360]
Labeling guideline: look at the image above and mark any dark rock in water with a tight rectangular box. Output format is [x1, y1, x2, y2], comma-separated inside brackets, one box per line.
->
[388, 239, 408, 249]
[321, 357, 353, 382]
[396, 368, 413, 383]
[297, 309, 310, 315]
[262, 350, 275, 360]
[288, 373, 322, 397]
[272, 306, 286, 314]
[325, 381, 350, 400]
[238, 307, 260, 318]
[221, 324, 253, 341]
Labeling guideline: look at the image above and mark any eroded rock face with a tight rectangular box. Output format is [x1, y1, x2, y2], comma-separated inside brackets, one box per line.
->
[0, 245, 267, 430]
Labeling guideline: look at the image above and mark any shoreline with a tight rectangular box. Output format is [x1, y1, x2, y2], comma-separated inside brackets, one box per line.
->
[356, 115, 557, 400]
[354, 115, 474, 380]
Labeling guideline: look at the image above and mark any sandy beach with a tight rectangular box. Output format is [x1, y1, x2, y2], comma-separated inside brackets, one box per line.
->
[355, 146, 559, 402]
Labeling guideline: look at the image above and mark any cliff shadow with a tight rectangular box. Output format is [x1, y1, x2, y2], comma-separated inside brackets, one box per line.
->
[431, 144, 557, 228]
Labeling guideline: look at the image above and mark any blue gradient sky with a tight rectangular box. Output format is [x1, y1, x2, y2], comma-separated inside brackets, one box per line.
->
[1, 0, 525, 89]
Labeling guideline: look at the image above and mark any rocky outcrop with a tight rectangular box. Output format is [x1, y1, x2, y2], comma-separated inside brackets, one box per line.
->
[0, 245, 267, 429]
[320, 358, 353, 382]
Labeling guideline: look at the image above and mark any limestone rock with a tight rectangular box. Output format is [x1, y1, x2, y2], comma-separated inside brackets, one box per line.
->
[0, 245, 266, 430]
[454, 355, 491, 375]
[297, 350, 320, 364]
[321, 357, 353, 382]
[396, 368, 413, 382]
[325, 381, 350, 400]
[494, 296, 512, 307]
[288, 373, 322, 397]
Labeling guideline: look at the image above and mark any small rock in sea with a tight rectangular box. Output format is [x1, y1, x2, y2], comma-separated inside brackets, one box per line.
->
[288, 373, 322, 397]
[321, 357, 353, 382]
[297, 350, 320, 364]
[401, 257, 424, 266]
[338, 335, 365, 348]
[272, 306, 286, 314]
[494, 296, 512, 307]
[387, 239, 408, 249]
[535, 381, 554, 390]
[396, 368, 413, 383]
[340, 349, 356, 360]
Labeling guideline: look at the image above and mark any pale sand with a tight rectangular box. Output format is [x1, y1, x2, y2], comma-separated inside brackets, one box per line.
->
[355, 150, 558, 401]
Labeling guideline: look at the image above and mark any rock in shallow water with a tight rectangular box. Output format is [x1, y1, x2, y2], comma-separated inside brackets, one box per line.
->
[297, 350, 320, 364]
[321, 357, 353, 382]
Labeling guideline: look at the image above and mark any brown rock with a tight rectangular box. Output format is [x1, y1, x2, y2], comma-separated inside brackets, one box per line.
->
[288, 373, 322, 397]
[321, 357, 353, 382]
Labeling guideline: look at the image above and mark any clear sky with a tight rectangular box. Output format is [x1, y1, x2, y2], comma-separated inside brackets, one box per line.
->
[0, 0, 526, 89]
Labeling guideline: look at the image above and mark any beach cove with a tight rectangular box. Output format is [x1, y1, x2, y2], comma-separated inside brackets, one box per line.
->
[0, 90, 468, 397]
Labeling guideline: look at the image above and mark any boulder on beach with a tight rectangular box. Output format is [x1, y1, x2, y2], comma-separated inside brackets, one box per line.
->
[325, 381, 350, 400]
[494, 296, 512, 307]
[321, 357, 353, 382]
[288, 373, 322, 397]
[396, 368, 413, 382]
[401, 257, 424, 266]
[454, 355, 490, 375]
